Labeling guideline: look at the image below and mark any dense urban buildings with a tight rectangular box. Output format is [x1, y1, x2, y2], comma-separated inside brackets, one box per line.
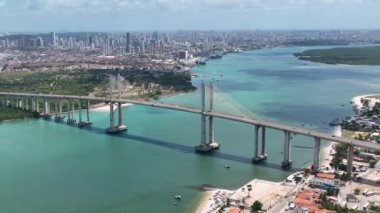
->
[1, 30, 380, 73]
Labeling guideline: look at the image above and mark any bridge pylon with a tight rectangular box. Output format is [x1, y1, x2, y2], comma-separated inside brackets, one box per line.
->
[106, 74, 127, 134]
[42, 97, 52, 120]
[66, 99, 77, 125]
[281, 131, 292, 169]
[252, 125, 268, 163]
[54, 98, 65, 122]
[195, 82, 220, 153]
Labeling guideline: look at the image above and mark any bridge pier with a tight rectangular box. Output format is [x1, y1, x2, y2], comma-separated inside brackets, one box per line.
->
[36, 98, 40, 113]
[67, 99, 76, 125]
[281, 131, 292, 169]
[195, 82, 219, 152]
[42, 98, 51, 119]
[31, 98, 35, 112]
[86, 100, 92, 126]
[54, 98, 64, 122]
[252, 125, 268, 163]
[77, 100, 92, 127]
[16, 96, 20, 108]
[261, 127, 267, 158]
[313, 137, 321, 171]
[78, 100, 84, 127]
[347, 144, 354, 178]
[24, 97, 29, 111]
[106, 74, 127, 134]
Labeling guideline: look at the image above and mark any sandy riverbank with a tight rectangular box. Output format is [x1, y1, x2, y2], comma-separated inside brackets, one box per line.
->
[352, 94, 380, 110]
[90, 103, 133, 112]
[194, 189, 233, 213]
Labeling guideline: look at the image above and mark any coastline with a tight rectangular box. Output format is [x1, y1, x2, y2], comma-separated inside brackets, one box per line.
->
[90, 103, 133, 112]
[192, 189, 233, 213]
[351, 94, 380, 110]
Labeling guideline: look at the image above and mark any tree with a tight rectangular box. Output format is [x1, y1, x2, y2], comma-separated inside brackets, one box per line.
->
[354, 188, 360, 195]
[370, 160, 377, 168]
[251, 200, 263, 212]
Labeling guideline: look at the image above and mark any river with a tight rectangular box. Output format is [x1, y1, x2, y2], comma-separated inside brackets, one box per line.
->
[1, 46, 380, 212]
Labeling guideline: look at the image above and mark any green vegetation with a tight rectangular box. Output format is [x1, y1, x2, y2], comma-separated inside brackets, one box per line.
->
[0, 69, 195, 98]
[0, 70, 104, 96]
[287, 39, 349, 46]
[330, 144, 348, 170]
[0, 106, 33, 121]
[294, 46, 380, 65]
[354, 188, 360, 195]
[370, 160, 377, 168]
[251, 200, 263, 212]
[320, 192, 360, 212]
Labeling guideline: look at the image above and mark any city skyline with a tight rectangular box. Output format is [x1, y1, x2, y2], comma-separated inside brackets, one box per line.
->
[1, 0, 380, 32]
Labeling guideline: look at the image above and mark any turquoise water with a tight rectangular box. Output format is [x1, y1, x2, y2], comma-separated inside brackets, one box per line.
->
[1, 46, 380, 213]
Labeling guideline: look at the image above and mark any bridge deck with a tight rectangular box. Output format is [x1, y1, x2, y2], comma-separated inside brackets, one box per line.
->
[1, 92, 380, 151]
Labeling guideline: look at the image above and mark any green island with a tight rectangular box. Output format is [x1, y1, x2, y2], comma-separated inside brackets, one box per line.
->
[0, 69, 195, 121]
[294, 46, 380, 65]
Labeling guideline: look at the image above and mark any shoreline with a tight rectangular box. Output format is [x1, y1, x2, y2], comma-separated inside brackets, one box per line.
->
[193, 188, 233, 213]
[351, 94, 380, 111]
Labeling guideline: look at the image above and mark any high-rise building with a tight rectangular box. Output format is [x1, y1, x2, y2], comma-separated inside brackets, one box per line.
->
[140, 39, 145, 54]
[51, 32, 57, 47]
[126, 32, 131, 54]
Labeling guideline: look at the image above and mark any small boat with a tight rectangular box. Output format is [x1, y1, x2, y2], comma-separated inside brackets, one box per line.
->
[329, 118, 341, 126]
[225, 165, 230, 169]
[174, 195, 182, 200]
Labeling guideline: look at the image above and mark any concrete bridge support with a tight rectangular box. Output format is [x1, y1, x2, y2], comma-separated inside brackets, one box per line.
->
[77, 100, 92, 127]
[261, 127, 267, 157]
[313, 137, 321, 171]
[347, 144, 354, 178]
[78, 100, 84, 127]
[86, 100, 92, 126]
[252, 126, 268, 163]
[36, 98, 40, 113]
[24, 97, 29, 111]
[195, 82, 219, 152]
[43, 98, 51, 119]
[54, 98, 64, 122]
[11, 97, 15, 108]
[16, 97, 20, 108]
[106, 74, 127, 134]
[31, 98, 35, 112]
[282, 131, 292, 169]
[67, 99, 76, 125]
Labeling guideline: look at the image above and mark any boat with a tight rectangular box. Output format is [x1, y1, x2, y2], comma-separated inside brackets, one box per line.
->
[196, 60, 206, 65]
[209, 53, 223, 60]
[328, 119, 341, 126]
[174, 195, 182, 200]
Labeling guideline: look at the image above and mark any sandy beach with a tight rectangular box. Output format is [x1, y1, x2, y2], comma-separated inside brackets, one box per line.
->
[352, 94, 380, 110]
[90, 103, 133, 112]
[194, 189, 233, 213]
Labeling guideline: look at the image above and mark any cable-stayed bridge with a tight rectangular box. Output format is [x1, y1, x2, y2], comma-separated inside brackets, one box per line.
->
[0, 74, 378, 177]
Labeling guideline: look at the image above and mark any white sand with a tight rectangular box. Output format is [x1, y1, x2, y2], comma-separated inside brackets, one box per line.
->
[91, 103, 133, 112]
[194, 189, 233, 213]
[228, 179, 295, 210]
[352, 94, 380, 110]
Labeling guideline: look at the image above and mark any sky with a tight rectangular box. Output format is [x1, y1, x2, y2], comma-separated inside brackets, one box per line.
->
[0, 0, 380, 32]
